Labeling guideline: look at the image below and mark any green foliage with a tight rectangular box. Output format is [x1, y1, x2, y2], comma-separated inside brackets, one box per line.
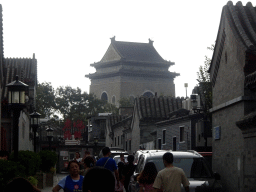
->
[9, 151, 41, 177]
[36, 82, 56, 118]
[36, 83, 119, 122]
[196, 45, 214, 115]
[0, 159, 26, 189]
[119, 97, 134, 107]
[38, 150, 58, 173]
[27, 176, 38, 187]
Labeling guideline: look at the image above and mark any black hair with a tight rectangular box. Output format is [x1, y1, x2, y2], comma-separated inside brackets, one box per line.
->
[127, 155, 134, 164]
[75, 152, 80, 158]
[102, 147, 111, 156]
[67, 160, 80, 170]
[84, 156, 95, 168]
[117, 162, 125, 180]
[83, 167, 115, 192]
[137, 162, 157, 184]
[163, 152, 174, 164]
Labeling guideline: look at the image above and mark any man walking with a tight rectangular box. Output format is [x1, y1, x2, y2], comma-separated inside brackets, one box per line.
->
[153, 152, 190, 192]
[96, 147, 120, 188]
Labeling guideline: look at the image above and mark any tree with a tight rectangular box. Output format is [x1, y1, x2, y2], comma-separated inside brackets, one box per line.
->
[36, 82, 57, 118]
[196, 45, 214, 115]
[119, 97, 134, 107]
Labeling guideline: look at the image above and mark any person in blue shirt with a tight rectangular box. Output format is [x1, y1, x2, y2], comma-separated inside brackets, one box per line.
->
[52, 160, 84, 192]
[96, 147, 120, 188]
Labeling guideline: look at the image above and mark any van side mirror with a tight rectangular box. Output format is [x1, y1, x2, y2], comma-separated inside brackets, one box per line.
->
[213, 172, 221, 180]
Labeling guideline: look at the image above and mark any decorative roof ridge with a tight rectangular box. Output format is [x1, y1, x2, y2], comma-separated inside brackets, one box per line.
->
[236, 2, 256, 48]
[5, 57, 34, 60]
[91, 59, 173, 66]
[110, 36, 125, 59]
[227, 1, 255, 50]
[246, 2, 256, 24]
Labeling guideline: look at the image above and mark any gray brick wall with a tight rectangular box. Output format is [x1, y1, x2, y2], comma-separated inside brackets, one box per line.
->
[90, 74, 175, 107]
[19, 111, 33, 151]
[157, 120, 191, 151]
[113, 126, 125, 149]
[131, 111, 140, 154]
[211, 18, 247, 192]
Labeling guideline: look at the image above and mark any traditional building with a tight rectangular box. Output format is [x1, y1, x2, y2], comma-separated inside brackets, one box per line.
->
[0, 4, 38, 152]
[85, 37, 179, 107]
[105, 95, 185, 154]
[209, 2, 256, 191]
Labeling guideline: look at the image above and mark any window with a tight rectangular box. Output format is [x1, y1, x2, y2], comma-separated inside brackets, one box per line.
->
[158, 138, 161, 150]
[129, 140, 131, 150]
[101, 92, 108, 102]
[115, 137, 116, 146]
[180, 126, 184, 142]
[143, 91, 154, 98]
[126, 141, 128, 151]
[162, 130, 166, 144]
[118, 136, 120, 146]
[173, 137, 177, 151]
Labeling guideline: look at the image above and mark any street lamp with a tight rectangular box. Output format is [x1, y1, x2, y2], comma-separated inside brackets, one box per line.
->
[29, 111, 41, 152]
[6, 75, 29, 161]
[46, 127, 54, 151]
[94, 136, 98, 156]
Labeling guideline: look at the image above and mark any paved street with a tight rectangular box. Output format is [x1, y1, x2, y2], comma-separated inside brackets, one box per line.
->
[41, 173, 68, 192]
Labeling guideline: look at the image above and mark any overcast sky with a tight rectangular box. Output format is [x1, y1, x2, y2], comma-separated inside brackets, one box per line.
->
[1, 0, 253, 98]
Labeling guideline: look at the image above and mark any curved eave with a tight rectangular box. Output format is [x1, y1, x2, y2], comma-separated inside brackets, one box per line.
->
[90, 59, 174, 69]
[209, 1, 256, 85]
[85, 71, 179, 80]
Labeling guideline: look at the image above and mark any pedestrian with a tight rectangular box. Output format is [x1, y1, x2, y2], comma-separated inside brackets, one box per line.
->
[96, 147, 120, 189]
[83, 166, 115, 192]
[115, 162, 125, 192]
[153, 152, 190, 192]
[137, 162, 157, 192]
[52, 160, 84, 192]
[74, 151, 83, 169]
[122, 155, 136, 192]
[74, 152, 82, 163]
[82, 150, 91, 162]
[4, 177, 41, 192]
[82, 156, 95, 176]
[119, 153, 127, 164]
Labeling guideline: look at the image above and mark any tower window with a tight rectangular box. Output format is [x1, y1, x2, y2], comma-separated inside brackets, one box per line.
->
[101, 92, 108, 102]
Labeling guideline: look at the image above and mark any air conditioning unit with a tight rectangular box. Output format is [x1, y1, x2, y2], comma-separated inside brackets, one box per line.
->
[190, 94, 201, 110]
[182, 99, 192, 110]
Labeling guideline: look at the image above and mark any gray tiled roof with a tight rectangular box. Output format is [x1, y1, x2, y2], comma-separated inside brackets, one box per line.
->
[111, 39, 166, 63]
[2, 56, 37, 99]
[108, 96, 184, 128]
[209, 1, 256, 87]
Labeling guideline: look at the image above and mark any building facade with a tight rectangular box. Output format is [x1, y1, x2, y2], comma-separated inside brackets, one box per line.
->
[85, 37, 179, 107]
[0, 4, 38, 152]
[209, 2, 256, 191]
[105, 96, 185, 154]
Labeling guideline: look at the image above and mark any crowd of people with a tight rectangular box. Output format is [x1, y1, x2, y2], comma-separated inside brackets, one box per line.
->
[1, 147, 190, 192]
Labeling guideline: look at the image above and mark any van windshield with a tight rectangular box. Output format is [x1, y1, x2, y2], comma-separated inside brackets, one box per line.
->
[147, 157, 212, 178]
